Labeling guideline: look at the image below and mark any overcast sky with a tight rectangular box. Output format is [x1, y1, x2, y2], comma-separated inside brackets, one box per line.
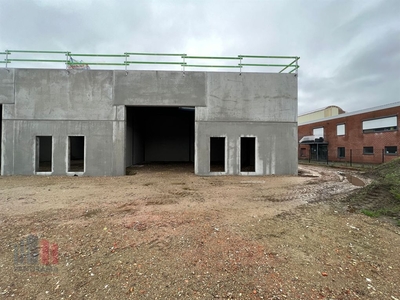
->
[0, 0, 399, 114]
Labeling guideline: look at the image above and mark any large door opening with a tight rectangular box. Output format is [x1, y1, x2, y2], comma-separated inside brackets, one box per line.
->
[240, 137, 255, 172]
[310, 144, 328, 161]
[126, 107, 195, 169]
[210, 137, 225, 172]
[68, 136, 85, 172]
[36, 136, 52, 172]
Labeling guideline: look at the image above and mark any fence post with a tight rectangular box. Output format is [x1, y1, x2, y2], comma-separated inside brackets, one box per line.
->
[326, 147, 329, 165]
[382, 149, 384, 163]
[350, 149, 352, 167]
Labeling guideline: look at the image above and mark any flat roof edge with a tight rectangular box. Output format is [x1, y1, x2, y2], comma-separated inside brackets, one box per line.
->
[298, 102, 400, 126]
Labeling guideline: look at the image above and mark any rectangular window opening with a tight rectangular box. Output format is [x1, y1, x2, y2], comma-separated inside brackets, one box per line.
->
[69, 136, 85, 172]
[313, 127, 324, 138]
[385, 146, 398, 155]
[240, 137, 256, 172]
[362, 116, 397, 133]
[337, 124, 345, 136]
[337, 147, 345, 158]
[210, 137, 225, 172]
[363, 146, 374, 155]
[36, 136, 52, 172]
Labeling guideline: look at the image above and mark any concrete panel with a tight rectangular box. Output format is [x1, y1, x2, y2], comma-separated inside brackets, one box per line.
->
[196, 73, 297, 122]
[11, 69, 114, 121]
[116, 105, 126, 121]
[2, 103, 17, 120]
[0, 69, 15, 104]
[195, 121, 298, 176]
[111, 121, 126, 176]
[1, 120, 15, 175]
[114, 71, 207, 107]
[1, 120, 125, 176]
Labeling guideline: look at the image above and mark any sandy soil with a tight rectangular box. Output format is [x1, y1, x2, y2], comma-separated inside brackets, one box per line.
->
[0, 164, 399, 299]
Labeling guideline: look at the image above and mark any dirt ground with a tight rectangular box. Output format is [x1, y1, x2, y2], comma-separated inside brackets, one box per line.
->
[0, 164, 399, 299]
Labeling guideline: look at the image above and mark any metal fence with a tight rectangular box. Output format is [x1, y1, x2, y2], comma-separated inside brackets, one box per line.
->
[0, 50, 299, 73]
[299, 148, 399, 167]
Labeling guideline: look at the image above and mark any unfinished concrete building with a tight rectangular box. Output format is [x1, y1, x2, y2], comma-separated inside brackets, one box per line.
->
[0, 51, 299, 176]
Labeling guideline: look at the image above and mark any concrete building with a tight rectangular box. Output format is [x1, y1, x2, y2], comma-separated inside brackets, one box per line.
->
[0, 68, 298, 176]
[298, 102, 400, 164]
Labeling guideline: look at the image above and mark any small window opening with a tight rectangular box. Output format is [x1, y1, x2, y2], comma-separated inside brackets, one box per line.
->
[210, 137, 225, 172]
[363, 146, 374, 155]
[240, 137, 256, 172]
[337, 147, 345, 158]
[385, 146, 397, 155]
[69, 136, 85, 172]
[313, 127, 324, 138]
[337, 124, 345, 136]
[36, 136, 52, 172]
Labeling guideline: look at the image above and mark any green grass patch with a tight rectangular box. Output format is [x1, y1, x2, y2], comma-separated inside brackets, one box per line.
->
[361, 209, 381, 218]
[361, 207, 400, 218]
[351, 158, 400, 219]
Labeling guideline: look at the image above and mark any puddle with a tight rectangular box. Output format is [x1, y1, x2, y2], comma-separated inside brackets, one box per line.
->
[345, 174, 365, 186]
[298, 169, 319, 177]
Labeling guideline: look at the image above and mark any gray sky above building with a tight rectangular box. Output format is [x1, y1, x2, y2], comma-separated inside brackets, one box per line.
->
[0, 0, 399, 114]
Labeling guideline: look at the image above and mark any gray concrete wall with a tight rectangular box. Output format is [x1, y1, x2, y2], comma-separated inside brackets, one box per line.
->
[1, 119, 125, 176]
[9, 69, 114, 120]
[195, 122, 298, 175]
[0, 68, 297, 176]
[1, 69, 125, 176]
[0, 69, 14, 104]
[114, 71, 207, 107]
[195, 73, 298, 175]
[196, 73, 297, 122]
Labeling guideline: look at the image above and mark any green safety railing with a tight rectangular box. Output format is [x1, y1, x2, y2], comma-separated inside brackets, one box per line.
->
[0, 50, 300, 73]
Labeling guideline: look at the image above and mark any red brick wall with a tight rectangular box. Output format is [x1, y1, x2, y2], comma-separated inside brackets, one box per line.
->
[298, 106, 400, 164]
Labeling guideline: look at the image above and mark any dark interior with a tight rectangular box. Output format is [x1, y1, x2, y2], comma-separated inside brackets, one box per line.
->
[126, 107, 195, 166]
[37, 136, 52, 172]
[210, 137, 225, 172]
[240, 137, 255, 172]
[69, 136, 85, 172]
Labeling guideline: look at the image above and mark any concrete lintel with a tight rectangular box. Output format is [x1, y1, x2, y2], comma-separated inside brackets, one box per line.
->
[114, 70, 207, 107]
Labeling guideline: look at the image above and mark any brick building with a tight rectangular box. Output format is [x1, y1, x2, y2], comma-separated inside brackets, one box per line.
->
[298, 102, 400, 164]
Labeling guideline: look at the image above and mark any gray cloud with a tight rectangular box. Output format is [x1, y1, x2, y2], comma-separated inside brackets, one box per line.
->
[0, 0, 399, 114]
